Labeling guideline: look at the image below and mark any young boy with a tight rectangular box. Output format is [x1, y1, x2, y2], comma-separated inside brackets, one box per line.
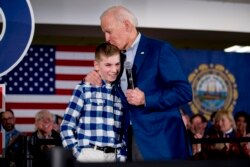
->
[60, 43, 127, 162]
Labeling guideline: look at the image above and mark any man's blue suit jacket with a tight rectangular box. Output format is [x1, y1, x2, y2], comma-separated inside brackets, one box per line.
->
[124, 34, 193, 160]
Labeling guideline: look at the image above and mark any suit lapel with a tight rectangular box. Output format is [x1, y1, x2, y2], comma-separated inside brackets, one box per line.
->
[133, 35, 148, 75]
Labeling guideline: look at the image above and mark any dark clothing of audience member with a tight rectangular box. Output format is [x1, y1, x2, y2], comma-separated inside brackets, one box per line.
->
[31, 129, 62, 156]
[234, 111, 250, 157]
[193, 110, 249, 160]
[0, 109, 23, 166]
[31, 110, 62, 166]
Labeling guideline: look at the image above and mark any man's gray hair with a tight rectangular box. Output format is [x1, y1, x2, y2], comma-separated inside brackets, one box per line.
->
[35, 110, 53, 122]
[100, 6, 138, 27]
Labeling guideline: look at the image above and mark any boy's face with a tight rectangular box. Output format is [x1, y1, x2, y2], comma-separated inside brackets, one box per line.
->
[94, 53, 121, 83]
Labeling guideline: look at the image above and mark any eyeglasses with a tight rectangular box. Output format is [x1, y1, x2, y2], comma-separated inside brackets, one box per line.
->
[2, 117, 14, 122]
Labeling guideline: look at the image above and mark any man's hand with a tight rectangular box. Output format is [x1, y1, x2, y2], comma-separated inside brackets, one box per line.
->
[126, 88, 145, 106]
[84, 70, 102, 86]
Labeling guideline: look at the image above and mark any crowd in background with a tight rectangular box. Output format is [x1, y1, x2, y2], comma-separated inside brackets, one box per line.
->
[0, 108, 250, 166]
[181, 108, 250, 159]
[0, 109, 63, 166]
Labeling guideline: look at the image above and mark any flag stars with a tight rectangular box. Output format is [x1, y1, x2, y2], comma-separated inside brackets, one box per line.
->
[0, 46, 56, 94]
[44, 73, 48, 77]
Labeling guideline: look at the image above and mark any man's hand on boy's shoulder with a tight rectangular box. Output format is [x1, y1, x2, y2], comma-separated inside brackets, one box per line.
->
[84, 70, 102, 86]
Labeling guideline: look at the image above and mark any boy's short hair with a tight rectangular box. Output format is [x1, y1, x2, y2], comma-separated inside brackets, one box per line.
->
[95, 42, 120, 61]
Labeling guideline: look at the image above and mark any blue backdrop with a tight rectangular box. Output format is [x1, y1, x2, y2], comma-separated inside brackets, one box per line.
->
[176, 49, 250, 118]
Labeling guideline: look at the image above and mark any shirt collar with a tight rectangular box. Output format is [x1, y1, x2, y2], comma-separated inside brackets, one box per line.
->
[224, 127, 233, 134]
[127, 32, 141, 52]
[6, 128, 17, 135]
[101, 80, 114, 88]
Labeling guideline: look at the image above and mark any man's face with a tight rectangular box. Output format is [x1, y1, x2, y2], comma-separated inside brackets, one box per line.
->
[36, 114, 54, 135]
[94, 53, 121, 83]
[191, 116, 206, 134]
[1, 111, 15, 132]
[101, 15, 130, 50]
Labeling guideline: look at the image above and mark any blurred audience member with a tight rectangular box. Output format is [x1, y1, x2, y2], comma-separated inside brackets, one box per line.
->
[188, 114, 208, 155]
[196, 110, 242, 159]
[31, 110, 62, 164]
[0, 109, 21, 149]
[234, 111, 250, 137]
[234, 111, 250, 157]
[205, 111, 219, 136]
[0, 109, 22, 166]
[53, 114, 63, 133]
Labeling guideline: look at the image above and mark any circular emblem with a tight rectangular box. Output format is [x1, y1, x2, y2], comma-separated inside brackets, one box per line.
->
[0, 0, 34, 77]
[189, 64, 238, 119]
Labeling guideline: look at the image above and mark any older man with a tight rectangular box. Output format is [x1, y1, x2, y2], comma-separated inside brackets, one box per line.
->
[85, 6, 193, 161]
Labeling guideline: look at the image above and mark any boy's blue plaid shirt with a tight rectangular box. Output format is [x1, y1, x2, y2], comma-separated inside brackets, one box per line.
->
[60, 81, 126, 158]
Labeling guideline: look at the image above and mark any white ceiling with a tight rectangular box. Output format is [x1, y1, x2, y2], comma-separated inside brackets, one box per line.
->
[1, 0, 250, 50]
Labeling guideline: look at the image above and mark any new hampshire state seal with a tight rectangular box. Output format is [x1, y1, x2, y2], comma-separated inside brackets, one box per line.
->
[188, 64, 238, 119]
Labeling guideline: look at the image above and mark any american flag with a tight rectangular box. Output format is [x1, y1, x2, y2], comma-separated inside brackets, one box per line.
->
[0, 45, 96, 132]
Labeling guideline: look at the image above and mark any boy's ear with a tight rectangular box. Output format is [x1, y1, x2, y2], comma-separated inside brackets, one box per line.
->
[94, 60, 99, 71]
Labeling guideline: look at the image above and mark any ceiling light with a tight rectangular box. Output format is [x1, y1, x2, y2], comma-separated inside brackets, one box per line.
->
[236, 46, 250, 53]
[224, 45, 250, 53]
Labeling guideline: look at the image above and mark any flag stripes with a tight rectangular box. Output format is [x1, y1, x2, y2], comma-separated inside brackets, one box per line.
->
[2, 45, 96, 132]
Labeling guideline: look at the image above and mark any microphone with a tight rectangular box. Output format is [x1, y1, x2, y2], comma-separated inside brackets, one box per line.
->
[124, 61, 134, 89]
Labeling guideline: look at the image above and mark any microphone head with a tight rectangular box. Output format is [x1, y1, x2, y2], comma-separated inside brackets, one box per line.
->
[124, 61, 132, 69]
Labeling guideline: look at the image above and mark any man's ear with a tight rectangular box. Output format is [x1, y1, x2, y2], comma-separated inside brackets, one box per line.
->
[94, 60, 99, 71]
[124, 20, 132, 32]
